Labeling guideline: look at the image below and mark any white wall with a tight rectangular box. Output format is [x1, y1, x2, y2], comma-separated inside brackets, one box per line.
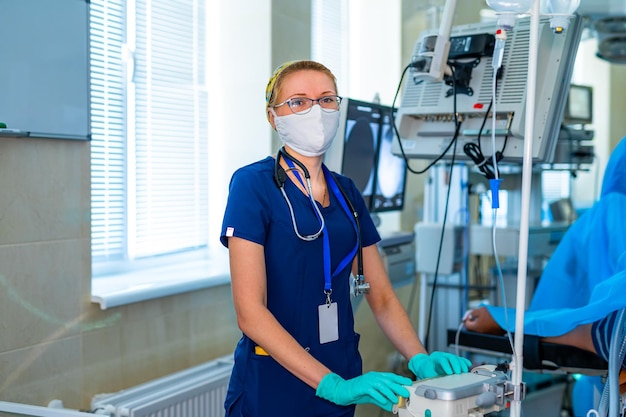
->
[346, 0, 404, 234]
[570, 37, 612, 206]
[207, 0, 273, 248]
[346, 0, 401, 105]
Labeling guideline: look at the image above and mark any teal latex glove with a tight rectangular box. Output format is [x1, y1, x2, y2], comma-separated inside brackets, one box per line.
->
[409, 352, 472, 379]
[316, 372, 412, 412]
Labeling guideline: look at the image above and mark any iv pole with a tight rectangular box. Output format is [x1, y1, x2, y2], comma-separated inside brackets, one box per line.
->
[509, 1, 540, 416]
[415, 1, 539, 415]
[419, 1, 537, 416]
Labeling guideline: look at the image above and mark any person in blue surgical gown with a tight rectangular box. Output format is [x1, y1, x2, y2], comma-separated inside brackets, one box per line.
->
[464, 136, 626, 372]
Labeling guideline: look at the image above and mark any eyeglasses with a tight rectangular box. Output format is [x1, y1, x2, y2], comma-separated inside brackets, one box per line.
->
[273, 95, 342, 115]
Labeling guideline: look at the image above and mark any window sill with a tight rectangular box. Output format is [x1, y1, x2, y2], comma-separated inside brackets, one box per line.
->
[91, 249, 231, 310]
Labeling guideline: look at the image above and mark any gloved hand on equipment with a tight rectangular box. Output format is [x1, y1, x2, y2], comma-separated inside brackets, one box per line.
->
[316, 371, 412, 412]
[409, 351, 472, 379]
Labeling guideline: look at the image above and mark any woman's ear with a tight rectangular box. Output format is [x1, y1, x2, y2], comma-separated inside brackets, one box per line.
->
[268, 109, 277, 130]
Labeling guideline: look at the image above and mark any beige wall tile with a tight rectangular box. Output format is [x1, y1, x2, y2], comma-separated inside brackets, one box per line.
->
[0, 337, 82, 408]
[0, 239, 88, 352]
[118, 310, 193, 388]
[81, 325, 124, 402]
[0, 137, 90, 245]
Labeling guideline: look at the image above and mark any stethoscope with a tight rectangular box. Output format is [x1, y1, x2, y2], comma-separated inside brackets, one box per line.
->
[273, 147, 370, 297]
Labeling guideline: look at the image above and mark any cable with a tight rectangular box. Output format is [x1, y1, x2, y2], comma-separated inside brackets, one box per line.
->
[492, 210, 516, 357]
[389, 59, 466, 351]
[488, 41, 516, 356]
[423, 65, 461, 350]
[461, 70, 510, 181]
[462, 98, 500, 179]
[454, 319, 465, 358]
[379, 63, 462, 417]
[391, 63, 461, 175]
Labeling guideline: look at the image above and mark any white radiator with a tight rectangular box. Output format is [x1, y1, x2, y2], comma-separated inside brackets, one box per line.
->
[91, 355, 234, 417]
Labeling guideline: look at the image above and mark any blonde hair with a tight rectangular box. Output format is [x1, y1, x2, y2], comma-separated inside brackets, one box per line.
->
[265, 60, 338, 115]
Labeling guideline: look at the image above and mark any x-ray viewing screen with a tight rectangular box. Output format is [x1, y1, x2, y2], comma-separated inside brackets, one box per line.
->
[324, 99, 407, 213]
[339, 99, 380, 209]
[371, 109, 407, 213]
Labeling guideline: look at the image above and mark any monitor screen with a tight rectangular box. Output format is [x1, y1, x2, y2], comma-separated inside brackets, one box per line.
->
[563, 84, 593, 125]
[341, 99, 379, 209]
[371, 109, 407, 213]
[324, 99, 407, 213]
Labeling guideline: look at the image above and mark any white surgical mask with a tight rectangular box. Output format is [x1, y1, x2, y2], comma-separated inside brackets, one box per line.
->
[271, 105, 340, 157]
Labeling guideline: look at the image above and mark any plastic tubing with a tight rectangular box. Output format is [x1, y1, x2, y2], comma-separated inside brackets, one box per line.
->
[608, 308, 626, 417]
[597, 308, 626, 417]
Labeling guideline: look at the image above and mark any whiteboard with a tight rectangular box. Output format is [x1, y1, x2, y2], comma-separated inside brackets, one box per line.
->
[0, 0, 89, 140]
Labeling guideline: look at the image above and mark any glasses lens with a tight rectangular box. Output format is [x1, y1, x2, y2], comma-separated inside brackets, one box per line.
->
[287, 98, 313, 114]
[319, 96, 341, 112]
[282, 96, 342, 114]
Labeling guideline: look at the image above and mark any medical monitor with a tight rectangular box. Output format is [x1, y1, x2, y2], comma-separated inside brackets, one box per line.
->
[563, 84, 593, 126]
[371, 109, 407, 212]
[325, 98, 407, 212]
[393, 15, 584, 164]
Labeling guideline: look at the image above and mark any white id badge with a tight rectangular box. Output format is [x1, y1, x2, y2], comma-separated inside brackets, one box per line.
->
[318, 302, 339, 344]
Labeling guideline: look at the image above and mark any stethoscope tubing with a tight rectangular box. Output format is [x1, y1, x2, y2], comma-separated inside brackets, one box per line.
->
[274, 148, 326, 241]
[274, 147, 364, 279]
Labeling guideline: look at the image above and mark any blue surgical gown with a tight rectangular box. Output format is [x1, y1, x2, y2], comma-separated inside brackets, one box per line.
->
[486, 137, 626, 336]
[220, 156, 381, 417]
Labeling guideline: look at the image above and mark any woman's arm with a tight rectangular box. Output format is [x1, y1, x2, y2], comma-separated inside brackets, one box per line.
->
[228, 236, 331, 389]
[359, 244, 427, 360]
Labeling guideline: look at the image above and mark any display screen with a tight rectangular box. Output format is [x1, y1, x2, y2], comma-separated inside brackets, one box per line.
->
[563, 84, 593, 125]
[371, 109, 407, 213]
[324, 98, 408, 213]
[337, 99, 407, 213]
[340, 100, 380, 209]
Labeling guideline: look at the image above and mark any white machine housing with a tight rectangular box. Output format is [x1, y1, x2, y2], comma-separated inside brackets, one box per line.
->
[393, 15, 583, 163]
[396, 366, 512, 417]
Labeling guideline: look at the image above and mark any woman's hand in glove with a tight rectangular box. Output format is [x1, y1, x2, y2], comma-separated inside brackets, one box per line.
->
[408, 352, 472, 379]
[316, 371, 412, 412]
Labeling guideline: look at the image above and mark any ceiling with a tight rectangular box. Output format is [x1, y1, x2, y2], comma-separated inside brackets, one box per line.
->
[577, 0, 626, 63]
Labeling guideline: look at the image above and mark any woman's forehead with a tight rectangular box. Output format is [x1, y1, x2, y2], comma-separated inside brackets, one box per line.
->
[278, 70, 336, 96]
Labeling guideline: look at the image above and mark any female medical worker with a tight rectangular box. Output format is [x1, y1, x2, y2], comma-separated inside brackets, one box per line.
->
[220, 60, 471, 417]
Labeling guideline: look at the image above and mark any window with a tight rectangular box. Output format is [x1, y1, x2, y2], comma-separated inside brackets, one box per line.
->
[541, 171, 572, 223]
[311, 0, 348, 94]
[90, 0, 208, 273]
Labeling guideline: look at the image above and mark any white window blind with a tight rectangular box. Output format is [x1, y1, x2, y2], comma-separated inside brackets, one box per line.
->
[542, 171, 571, 202]
[311, 0, 348, 95]
[90, 0, 208, 266]
[90, 0, 126, 261]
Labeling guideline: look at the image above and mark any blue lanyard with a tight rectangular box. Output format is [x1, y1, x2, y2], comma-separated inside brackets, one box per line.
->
[283, 159, 359, 295]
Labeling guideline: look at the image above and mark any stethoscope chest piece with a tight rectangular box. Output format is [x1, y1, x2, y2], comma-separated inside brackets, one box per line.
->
[352, 274, 370, 297]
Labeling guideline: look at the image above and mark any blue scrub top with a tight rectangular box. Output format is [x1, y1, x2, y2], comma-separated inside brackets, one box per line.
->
[220, 156, 381, 417]
[486, 137, 626, 336]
